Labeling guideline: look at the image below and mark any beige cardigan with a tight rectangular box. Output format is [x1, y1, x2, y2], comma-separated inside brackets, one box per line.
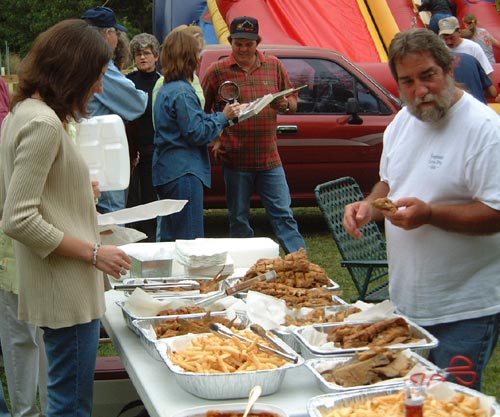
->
[0, 99, 104, 328]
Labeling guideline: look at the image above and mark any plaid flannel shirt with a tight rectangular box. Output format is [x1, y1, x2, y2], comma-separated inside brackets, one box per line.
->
[203, 50, 296, 171]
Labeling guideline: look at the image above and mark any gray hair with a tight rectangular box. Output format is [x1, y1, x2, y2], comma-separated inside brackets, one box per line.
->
[129, 33, 160, 56]
[388, 28, 453, 81]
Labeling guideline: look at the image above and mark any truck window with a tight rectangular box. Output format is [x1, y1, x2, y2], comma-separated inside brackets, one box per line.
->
[281, 57, 390, 115]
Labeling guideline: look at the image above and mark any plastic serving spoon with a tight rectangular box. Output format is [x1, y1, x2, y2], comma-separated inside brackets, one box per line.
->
[242, 385, 262, 417]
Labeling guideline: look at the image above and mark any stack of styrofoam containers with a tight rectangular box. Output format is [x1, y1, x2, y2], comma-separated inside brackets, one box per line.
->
[76, 114, 130, 191]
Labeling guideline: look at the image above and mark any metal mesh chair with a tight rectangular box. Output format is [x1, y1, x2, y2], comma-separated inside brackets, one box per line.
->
[314, 176, 389, 302]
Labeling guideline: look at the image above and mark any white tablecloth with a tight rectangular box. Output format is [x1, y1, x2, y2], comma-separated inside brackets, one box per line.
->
[102, 290, 323, 417]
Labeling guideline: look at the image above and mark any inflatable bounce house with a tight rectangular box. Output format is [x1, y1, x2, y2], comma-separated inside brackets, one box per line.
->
[153, 0, 500, 63]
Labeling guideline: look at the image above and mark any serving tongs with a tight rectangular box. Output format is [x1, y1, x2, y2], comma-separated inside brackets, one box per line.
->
[249, 323, 290, 355]
[193, 270, 277, 307]
[113, 280, 200, 292]
[209, 322, 299, 363]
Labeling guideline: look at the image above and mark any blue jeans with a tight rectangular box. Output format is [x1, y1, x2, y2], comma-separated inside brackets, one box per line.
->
[96, 190, 126, 214]
[424, 312, 500, 392]
[223, 166, 306, 254]
[42, 319, 100, 417]
[156, 174, 204, 241]
[0, 381, 9, 417]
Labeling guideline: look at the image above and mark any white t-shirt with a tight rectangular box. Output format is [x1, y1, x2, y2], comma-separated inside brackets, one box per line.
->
[380, 92, 500, 326]
[451, 38, 494, 75]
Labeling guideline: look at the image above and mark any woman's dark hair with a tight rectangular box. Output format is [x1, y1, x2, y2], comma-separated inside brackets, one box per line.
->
[11, 19, 112, 122]
[160, 30, 199, 83]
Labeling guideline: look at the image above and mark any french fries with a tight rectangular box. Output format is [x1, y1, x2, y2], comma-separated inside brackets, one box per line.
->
[169, 329, 288, 373]
[323, 390, 487, 417]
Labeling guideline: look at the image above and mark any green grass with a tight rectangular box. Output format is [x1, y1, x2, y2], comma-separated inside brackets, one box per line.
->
[1, 207, 497, 405]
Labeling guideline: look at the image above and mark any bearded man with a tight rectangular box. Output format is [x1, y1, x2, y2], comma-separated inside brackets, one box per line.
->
[343, 28, 500, 391]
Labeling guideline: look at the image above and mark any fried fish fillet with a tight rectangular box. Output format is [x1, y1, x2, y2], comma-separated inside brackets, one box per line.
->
[372, 197, 398, 213]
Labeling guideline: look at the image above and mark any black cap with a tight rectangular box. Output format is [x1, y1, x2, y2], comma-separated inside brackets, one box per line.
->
[229, 16, 259, 40]
[81, 6, 127, 32]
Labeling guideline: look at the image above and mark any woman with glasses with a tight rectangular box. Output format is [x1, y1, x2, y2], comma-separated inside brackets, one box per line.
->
[125, 33, 162, 241]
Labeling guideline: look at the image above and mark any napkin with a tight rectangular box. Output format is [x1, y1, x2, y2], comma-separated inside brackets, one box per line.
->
[174, 239, 228, 267]
[344, 299, 397, 322]
[123, 288, 244, 318]
[98, 199, 187, 227]
[245, 291, 288, 330]
[99, 225, 147, 246]
[124, 288, 190, 317]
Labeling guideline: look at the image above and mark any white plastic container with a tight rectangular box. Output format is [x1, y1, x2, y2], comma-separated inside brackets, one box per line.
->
[76, 114, 130, 191]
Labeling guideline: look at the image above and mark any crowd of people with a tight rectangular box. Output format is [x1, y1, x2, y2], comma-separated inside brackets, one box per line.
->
[0, 3, 499, 416]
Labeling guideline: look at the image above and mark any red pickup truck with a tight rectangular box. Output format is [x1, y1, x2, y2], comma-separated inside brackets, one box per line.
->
[198, 44, 402, 208]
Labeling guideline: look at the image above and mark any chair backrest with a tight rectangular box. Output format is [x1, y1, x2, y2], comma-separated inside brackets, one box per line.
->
[314, 176, 388, 299]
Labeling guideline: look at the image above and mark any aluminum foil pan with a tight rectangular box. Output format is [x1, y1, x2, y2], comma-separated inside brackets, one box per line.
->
[116, 300, 226, 334]
[307, 382, 500, 417]
[132, 313, 246, 361]
[292, 317, 438, 359]
[156, 332, 304, 400]
[305, 349, 441, 393]
[119, 276, 227, 299]
[225, 276, 341, 292]
[171, 403, 288, 417]
[272, 299, 351, 353]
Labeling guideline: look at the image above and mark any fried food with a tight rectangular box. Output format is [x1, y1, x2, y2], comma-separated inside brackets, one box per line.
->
[372, 197, 398, 213]
[156, 306, 207, 316]
[326, 317, 422, 348]
[249, 283, 341, 308]
[153, 313, 243, 338]
[240, 249, 339, 307]
[284, 306, 361, 326]
[243, 248, 331, 288]
[169, 329, 288, 373]
[322, 390, 487, 417]
[321, 348, 416, 387]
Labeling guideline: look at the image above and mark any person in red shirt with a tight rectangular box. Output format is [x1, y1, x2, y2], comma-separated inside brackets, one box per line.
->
[202, 16, 306, 254]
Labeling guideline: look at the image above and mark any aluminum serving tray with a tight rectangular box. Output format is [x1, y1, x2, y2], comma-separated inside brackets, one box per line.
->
[292, 317, 439, 359]
[119, 276, 227, 299]
[132, 313, 244, 361]
[116, 300, 227, 334]
[304, 349, 442, 393]
[272, 297, 350, 353]
[156, 332, 305, 400]
[225, 275, 341, 292]
[307, 382, 500, 417]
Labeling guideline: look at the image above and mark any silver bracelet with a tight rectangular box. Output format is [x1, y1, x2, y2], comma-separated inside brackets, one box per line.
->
[92, 243, 101, 266]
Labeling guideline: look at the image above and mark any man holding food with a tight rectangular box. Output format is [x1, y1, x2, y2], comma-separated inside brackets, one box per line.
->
[343, 28, 500, 391]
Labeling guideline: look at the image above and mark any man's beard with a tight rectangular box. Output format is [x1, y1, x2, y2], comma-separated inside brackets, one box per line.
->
[401, 75, 456, 122]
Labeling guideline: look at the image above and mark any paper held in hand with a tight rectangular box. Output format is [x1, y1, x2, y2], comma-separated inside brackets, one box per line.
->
[238, 85, 308, 122]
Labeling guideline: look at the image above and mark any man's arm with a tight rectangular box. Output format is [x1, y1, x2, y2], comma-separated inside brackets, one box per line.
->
[386, 198, 500, 234]
[91, 62, 147, 121]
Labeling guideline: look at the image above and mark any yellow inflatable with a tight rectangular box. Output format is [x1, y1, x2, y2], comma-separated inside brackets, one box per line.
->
[207, 0, 230, 44]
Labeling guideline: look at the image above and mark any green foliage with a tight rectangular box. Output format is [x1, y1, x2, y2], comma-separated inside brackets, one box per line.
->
[0, 0, 153, 57]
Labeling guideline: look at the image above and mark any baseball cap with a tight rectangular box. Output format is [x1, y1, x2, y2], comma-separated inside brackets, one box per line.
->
[81, 6, 127, 32]
[229, 16, 259, 40]
[438, 16, 459, 36]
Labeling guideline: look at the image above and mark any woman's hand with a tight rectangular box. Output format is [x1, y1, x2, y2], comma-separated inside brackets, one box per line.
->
[222, 101, 240, 121]
[212, 136, 226, 162]
[94, 245, 132, 279]
[91, 180, 101, 199]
